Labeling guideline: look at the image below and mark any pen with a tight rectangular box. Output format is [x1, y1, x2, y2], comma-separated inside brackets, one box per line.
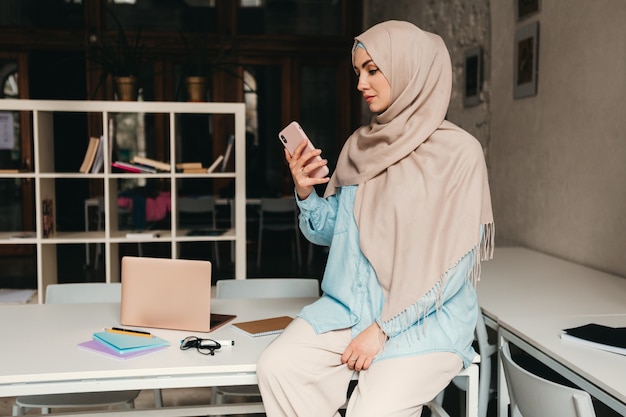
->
[216, 340, 235, 349]
[107, 327, 153, 338]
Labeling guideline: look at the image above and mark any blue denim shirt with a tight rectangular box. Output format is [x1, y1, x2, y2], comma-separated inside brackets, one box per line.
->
[296, 185, 478, 367]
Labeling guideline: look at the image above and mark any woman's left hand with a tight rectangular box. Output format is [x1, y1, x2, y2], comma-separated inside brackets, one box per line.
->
[341, 322, 387, 371]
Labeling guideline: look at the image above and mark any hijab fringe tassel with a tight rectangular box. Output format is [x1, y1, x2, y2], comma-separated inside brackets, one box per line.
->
[384, 222, 495, 346]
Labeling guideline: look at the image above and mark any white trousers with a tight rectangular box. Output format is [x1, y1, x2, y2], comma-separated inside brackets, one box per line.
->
[257, 318, 462, 417]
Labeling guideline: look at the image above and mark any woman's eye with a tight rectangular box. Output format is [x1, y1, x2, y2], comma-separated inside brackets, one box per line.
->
[368, 68, 379, 76]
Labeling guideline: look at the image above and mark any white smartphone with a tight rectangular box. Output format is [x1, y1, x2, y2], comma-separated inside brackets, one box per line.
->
[278, 121, 329, 178]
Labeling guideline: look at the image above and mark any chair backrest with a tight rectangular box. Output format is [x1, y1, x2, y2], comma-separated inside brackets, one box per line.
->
[500, 341, 596, 417]
[258, 198, 299, 232]
[178, 195, 216, 214]
[45, 283, 122, 304]
[475, 313, 495, 358]
[259, 197, 297, 213]
[450, 312, 497, 417]
[178, 195, 217, 228]
[216, 278, 319, 299]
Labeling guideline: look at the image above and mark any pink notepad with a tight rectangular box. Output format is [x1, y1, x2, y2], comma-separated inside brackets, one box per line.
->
[78, 340, 167, 360]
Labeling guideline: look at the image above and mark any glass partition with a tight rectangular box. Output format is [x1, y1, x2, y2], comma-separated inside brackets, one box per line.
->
[238, 0, 344, 36]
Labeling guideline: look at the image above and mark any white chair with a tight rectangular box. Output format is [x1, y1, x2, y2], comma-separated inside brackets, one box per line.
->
[87, 197, 131, 270]
[341, 353, 480, 417]
[500, 341, 597, 417]
[44, 282, 123, 304]
[12, 283, 162, 416]
[432, 313, 497, 417]
[426, 353, 480, 417]
[344, 314, 487, 417]
[215, 278, 319, 299]
[256, 198, 301, 268]
[178, 195, 220, 267]
[210, 278, 320, 416]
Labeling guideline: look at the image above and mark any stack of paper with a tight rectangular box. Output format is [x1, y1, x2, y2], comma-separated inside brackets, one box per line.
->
[78, 330, 170, 360]
[561, 323, 626, 356]
[0, 289, 36, 304]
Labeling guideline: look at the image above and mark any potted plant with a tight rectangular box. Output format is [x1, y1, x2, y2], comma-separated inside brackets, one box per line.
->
[88, 9, 147, 100]
[178, 31, 210, 102]
[178, 31, 251, 102]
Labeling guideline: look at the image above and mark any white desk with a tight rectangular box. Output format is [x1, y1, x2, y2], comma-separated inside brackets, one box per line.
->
[0, 297, 316, 417]
[499, 314, 626, 415]
[479, 247, 626, 321]
[478, 247, 626, 417]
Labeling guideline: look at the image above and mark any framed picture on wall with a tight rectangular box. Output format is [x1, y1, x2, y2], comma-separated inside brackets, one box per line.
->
[514, 21, 539, 99]
[516, 0, 541, 21]
[463, 46, 483, 107]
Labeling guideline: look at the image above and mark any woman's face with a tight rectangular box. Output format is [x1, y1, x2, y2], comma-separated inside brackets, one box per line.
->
[353, 47, 391, 113]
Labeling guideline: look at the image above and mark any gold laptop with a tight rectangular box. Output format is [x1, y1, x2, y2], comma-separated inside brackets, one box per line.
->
[120, 256, 235, 332]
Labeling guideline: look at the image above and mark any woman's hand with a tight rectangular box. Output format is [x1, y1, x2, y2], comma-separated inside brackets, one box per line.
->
[341, 322, 387, 371]
[285, 140, 330, 200]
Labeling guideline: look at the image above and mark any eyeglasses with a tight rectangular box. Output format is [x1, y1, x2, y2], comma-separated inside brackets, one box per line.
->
[180, 336, 222, 355]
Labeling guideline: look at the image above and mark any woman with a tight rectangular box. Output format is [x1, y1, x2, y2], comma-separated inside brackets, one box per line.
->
[257, 20, 494, 417]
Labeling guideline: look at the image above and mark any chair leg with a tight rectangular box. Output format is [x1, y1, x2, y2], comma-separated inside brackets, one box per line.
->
[294, 230, 301, 267]
[256, 227, 263, 268]
[433, 390, 445, 406]
[465, 364, 479, 417]
[11, 403, 24, 416]
[153, 389, 163, 407]
[478, 355, 491, 417]
[209, 388, 225, 417]
[307, 242, 314, 266]
[213, 242, 221, 268]
[95, 242, 102, 270]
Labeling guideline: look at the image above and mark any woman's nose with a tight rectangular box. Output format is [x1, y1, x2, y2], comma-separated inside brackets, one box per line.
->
[357, 75, 368, 91]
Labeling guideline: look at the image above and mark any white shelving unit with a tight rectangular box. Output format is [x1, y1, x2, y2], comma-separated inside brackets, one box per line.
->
[0, 100, 247, 303]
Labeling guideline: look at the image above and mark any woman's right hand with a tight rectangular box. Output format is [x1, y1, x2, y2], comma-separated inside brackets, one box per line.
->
[285, 140, 330, 200]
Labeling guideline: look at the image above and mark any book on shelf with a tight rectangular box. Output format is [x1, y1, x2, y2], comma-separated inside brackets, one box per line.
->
[108, 116, 119, 163]
[111, 161, 157, 173]
[176, 162, 203, 170]
[132, 156, 171, 172]
[42, 198, 54, 238]
[125, 230, 161, 239]
[186, 229, 227, 236]
[561, 323, 626, 356]
[207, 155, 224, 173]
[220, 134, 234, 172]
[183, 167, 207, 174]
[232, 316, 293, 337]
[176, 156, 226, 174]
[90, 134, 105, 173]
[0, 168, 25, 173]
[10, 231, 36, 239]
[79, 136, 101, 173]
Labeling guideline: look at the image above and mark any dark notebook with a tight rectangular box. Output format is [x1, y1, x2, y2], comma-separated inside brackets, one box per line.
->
[561, 323, 626, 355]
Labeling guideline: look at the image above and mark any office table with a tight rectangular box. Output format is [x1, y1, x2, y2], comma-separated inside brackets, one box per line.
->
[0, 297, 316, 417]
[478, 247, 626, 417]
[499, 314, 625, 416]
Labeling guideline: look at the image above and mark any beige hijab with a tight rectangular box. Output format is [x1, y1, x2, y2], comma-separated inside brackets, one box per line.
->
[325, 21, 494, 324]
